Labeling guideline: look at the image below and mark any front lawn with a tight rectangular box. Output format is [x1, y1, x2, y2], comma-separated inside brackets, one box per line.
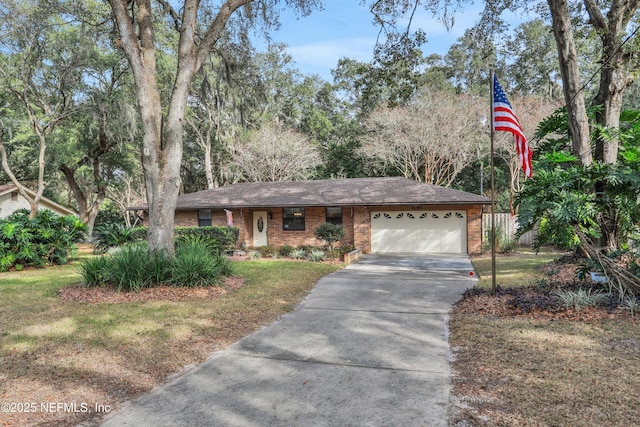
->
[451, 251, 640, 426]
[0, 256, 339, 427]
[471, 249, 560, 288]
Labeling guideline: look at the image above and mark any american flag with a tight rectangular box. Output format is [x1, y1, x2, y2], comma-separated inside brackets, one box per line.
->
[224, 209, 233, 227]
[493, 75, 532, 178]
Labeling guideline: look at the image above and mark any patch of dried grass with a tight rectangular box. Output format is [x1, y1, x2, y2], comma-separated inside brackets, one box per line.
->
[1, 261, 338, 426]
[450, 268, 640, 426]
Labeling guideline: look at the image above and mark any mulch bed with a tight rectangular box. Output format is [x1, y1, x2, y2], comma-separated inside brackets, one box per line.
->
[456, 254, 637, 322]
[454, 288, 635, 322]
[58, 276, 245, 304]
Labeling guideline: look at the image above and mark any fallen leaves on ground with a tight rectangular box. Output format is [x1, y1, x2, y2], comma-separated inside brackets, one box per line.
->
[58, 276, 245, 304]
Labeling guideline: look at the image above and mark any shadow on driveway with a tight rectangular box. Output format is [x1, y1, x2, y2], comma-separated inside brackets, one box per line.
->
[101, 254, 477, 427]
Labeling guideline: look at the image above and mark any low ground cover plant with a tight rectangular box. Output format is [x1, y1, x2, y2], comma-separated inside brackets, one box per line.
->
[308, 249, 326, 262]
[242, 244, 352, 262]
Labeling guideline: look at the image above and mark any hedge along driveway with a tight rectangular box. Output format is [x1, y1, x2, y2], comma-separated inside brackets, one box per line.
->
[0, 255, 340, 427]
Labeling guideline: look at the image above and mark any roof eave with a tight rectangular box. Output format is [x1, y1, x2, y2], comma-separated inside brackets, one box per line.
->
[130, 200, 490, 211]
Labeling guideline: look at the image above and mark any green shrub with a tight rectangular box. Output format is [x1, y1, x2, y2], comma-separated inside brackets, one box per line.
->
[278, 245, 295, 257]
[247, 250, 261, 259]
[79, 256, 110, 287]
[104, 243, 164, 292]
[175, 226, 239, 253]
[79, 241, 232, 291]
[338, 245, 356, 257]
[145, 249, 173, 285]
[0, 209, 87, 270]
[483, 225, 519, 253]
[175, 234, 221, 254]
[170, 242, 226, 287]
[0, 253, 16, 272]
[297, 244, 315, 253]
[215, 254, 236, 277]
[314, 222, 346, 251]
[92, 223, 144, 254]
[258, 245, 278, 258]
[125, 226, 239, 253]
[498, 238, 519, 254]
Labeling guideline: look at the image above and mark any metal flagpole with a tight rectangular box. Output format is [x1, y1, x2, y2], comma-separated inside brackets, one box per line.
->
[490, 69, 497, 294]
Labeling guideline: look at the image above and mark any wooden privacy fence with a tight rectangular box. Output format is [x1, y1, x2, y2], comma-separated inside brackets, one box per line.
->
[482, 213, 538, 246]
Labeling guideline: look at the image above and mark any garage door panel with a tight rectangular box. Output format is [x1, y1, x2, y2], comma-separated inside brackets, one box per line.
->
[371, 211, 467, 254]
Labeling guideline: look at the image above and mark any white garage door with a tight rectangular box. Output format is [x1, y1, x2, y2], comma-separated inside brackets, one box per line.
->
[371, 211, 467, 254]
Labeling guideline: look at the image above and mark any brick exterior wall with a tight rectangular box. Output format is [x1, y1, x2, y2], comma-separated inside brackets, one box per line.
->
[353, 207, 370, 253]
[167, 204, 484, 254]
[466, 205, 483, 255]
[174, 211, 198, 227]
[261, 207, 354, 249]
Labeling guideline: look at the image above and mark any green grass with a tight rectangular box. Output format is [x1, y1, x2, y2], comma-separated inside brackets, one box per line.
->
[472, 249, 561, 288]
[0, 255, 340, 426]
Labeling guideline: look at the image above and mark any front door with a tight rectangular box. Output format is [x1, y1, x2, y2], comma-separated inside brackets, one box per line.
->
[253, 211, 268, 247]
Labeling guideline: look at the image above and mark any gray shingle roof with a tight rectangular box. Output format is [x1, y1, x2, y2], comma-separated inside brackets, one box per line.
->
[131, 178, 490, 210]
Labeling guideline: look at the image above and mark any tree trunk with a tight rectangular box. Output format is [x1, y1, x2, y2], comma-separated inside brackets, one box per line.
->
[59, 162, 106, 240]
[204, 141, 215, 189]
[547, 0, 592, 167]
[109, 0, 251, 255]
[582, 0, 639, 249]
[585, 0, 637, 163]
[0, 132, 39, 217]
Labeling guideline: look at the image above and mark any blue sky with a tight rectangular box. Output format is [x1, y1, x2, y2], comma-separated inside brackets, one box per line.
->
[265, 2, 486, 81]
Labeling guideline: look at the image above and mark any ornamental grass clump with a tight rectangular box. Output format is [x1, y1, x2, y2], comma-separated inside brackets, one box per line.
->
[555, 287, 608, 311]
[308, 249, 326, 262]
[290, 249, 306, 259]
[79, 255, 110, 287]
[170, 242, 226, 287]
[105, 243, 170, 292]
[79, 241, 233, 291]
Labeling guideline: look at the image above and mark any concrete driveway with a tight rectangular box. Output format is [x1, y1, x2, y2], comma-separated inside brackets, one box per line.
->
[100, 254, 477, 427]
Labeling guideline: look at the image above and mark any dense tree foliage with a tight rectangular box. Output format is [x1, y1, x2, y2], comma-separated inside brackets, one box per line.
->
[1, 0, 639, 258]
[517, 109, 640, 253]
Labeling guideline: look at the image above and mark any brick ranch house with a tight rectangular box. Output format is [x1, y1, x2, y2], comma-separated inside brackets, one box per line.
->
[131, 177, 491, 254]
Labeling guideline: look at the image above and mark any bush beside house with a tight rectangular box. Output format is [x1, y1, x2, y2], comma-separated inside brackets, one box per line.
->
[92, 224, 239, 255]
